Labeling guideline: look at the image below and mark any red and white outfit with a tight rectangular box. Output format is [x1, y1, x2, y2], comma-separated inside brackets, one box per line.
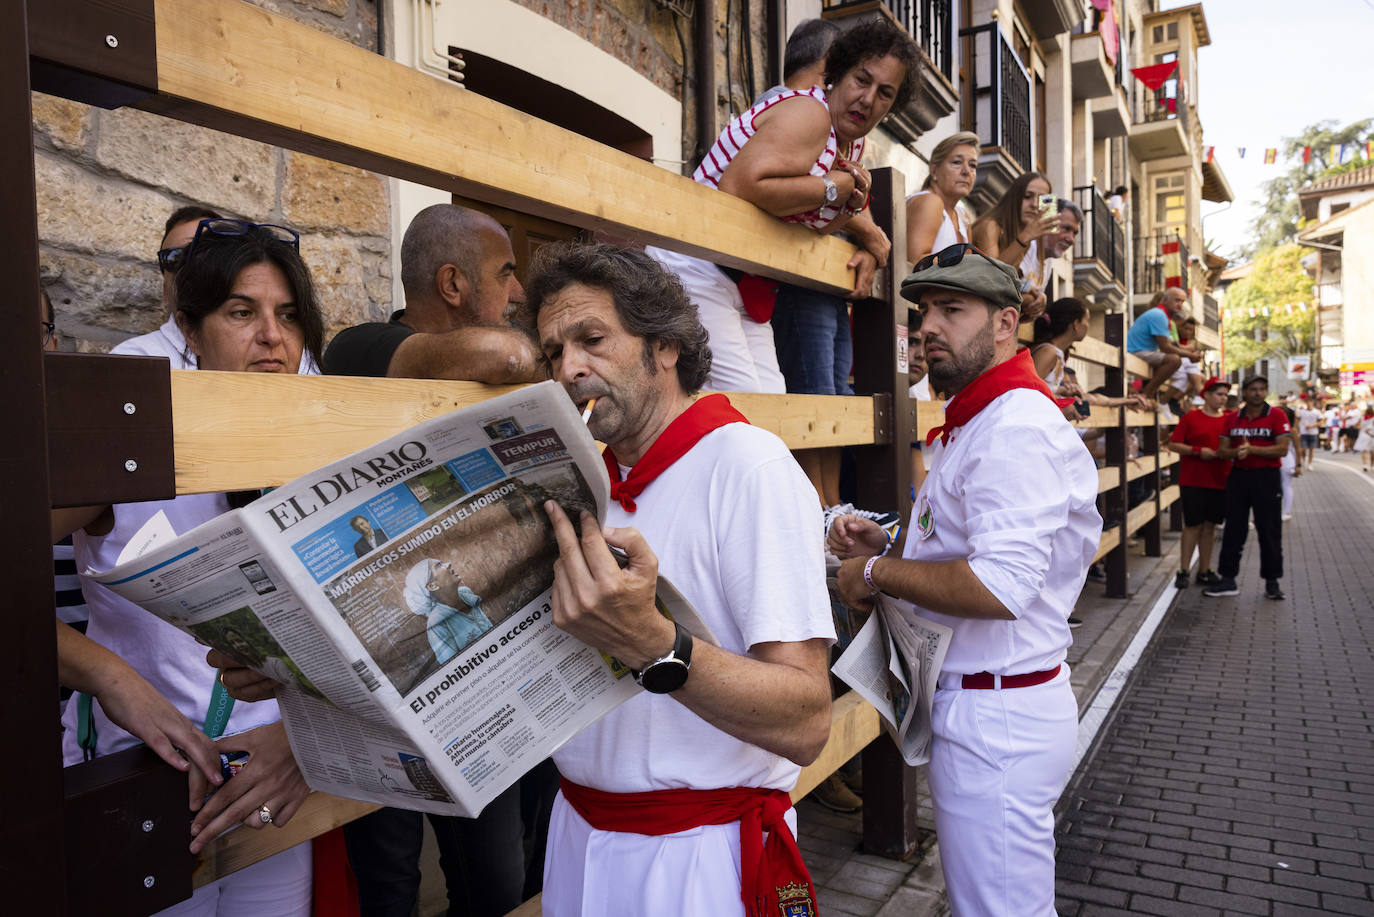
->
[907, 351, 1100, 917]
[544, 398, 834, 915]
[647, 86, 863, 394]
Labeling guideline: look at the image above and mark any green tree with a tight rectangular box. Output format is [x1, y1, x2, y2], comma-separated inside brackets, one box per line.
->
[1221, 244, 1317, 373]
[1246, 118, 1373, 256]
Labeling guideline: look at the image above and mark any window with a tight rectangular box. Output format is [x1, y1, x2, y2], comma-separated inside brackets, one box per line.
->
[1153, 174, 1186, 230]
[1331, 202, 1351, 215]
[1152, 24, 1163, 42]
[1167, 21, 1178, 40]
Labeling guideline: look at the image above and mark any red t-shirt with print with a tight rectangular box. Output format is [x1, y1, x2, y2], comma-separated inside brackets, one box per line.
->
[1169, 410, 1231, 489]
[1220, 405, 1292, 470]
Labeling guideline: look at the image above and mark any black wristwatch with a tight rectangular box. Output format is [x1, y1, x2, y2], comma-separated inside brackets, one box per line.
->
[632, 621, 693, 694]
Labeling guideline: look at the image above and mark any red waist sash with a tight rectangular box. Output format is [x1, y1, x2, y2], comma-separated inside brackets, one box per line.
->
[559, 777, 819, 917]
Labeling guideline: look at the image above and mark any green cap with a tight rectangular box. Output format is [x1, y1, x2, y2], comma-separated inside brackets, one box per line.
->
[900, 250, 1022, 311]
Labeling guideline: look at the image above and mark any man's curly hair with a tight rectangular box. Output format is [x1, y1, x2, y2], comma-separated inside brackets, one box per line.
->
[823, 17, 922, 111]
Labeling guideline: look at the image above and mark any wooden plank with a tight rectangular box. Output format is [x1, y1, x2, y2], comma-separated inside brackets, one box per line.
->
[194, 794, 378, 889]
[1126, 458, 1158, 483]
[791, 691, 881, 802]
[916, 400, 946, 441]
[1093, 526, 1121, 562]
[1159, 484, 1180, 510]
[1125, 409, 1162, 426]
[508, 896, 543, 917]
[145, 0, 855, 293]
[169, 373, 879, 494]
[1098, 466, 1121, 494]
[1159, 451, 1178, 468]
[1073, 406, 1121, 429]
[1124, 353, 1151, 378]
[1072, 334, 1123, 368]
[1125, 501, 1156, 535]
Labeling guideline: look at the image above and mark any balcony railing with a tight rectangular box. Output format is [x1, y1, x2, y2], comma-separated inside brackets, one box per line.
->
[959, 22, 1032, 173]
[1073, 184, 1126, 287]
[1134, 230, 1189, 297]
[1134, 87, 1189, 133]
[1317, 281, 1343, 307]
[823, 0, 953, 81]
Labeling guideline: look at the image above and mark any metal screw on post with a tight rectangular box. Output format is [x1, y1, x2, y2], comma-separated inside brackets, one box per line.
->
[125, 459, 138, 473]
[105, 34, 119, 48]
[141, 820, 154, 833]
[143, 876, 155, 889]
[124, 402, 136, 415]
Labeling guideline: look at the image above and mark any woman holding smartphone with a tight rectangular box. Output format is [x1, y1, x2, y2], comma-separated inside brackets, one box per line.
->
[970, 170, 1059, 321]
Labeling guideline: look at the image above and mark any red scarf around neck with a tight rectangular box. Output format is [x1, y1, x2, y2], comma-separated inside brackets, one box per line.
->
[925, 348, 1059, 446]
[602, 393, 750, 512]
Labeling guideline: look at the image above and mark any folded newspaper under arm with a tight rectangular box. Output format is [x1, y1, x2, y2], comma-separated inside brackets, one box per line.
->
[830, 594, 951, 767]
[85, 381, 715, 818]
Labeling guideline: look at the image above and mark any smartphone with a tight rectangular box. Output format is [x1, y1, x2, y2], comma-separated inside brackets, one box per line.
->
[1074, 400, 1091, 419]
[1038, 193, 1057, 215]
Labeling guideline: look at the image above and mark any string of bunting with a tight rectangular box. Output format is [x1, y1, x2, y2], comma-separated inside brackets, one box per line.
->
[1204, 141, 1373, 166]
[1219, 301, 1316, 319]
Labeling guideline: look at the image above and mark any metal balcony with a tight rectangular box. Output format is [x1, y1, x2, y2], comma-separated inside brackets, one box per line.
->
[1072, 185, 1126, 302]
[1134, 230, 1189, 298]
[959, 22, 1032, 210]
[1128, 91, 1190, 161]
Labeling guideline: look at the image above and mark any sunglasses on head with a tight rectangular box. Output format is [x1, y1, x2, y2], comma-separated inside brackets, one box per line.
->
[156, 245, 187, 274]
[913, 242, 1003, 274]
[184, 218, 301, 261]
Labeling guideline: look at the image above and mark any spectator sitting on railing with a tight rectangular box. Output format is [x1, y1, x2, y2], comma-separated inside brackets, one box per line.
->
[1167, 316, 1206, 410]
[970, 170, 1060, 322]
[1124, 287, 1192, 403]
[646, 16, 918, 396]
[905, 131, 979, 262]
[1031, 298, 1149, 417]
[53, 218, 323, 914]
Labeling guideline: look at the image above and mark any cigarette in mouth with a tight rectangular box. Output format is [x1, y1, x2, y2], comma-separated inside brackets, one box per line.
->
[581, 398, 596, 423]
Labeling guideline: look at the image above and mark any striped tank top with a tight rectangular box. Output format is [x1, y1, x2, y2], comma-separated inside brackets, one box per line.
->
[692, 85, 865, 231]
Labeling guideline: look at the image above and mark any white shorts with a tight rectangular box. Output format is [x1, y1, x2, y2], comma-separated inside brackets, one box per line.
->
[646, 247, 785, 394]
[154, 841, 311, 916]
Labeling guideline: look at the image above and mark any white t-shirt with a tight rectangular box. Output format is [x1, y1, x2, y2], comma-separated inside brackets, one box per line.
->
[903, 388, 1101, 676]
[553, 422, 835, 792]
[1018, 240, 1046, 293]
[907, 190, 969, 255]
[1295, 408, 1321, 436]
[111, 315, 321, 373]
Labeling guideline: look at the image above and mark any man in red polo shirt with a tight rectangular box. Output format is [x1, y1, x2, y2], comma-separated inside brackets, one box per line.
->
[1203, 375, 1292, 600]
[1166, 377, 1232, 589]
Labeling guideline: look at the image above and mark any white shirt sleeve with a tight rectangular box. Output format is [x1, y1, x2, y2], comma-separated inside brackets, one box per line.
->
[955, 425, 1072, 619]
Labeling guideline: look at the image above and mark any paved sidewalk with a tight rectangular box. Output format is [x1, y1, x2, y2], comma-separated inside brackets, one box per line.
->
[1055, 452, 1374, 915]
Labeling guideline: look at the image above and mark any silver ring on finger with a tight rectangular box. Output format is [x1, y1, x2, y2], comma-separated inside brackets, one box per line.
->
[258, 804, 273, 825]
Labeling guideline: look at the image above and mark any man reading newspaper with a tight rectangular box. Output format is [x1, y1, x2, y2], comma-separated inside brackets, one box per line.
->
[529, 242, 835, 916]
[829, 245, 1099, 917]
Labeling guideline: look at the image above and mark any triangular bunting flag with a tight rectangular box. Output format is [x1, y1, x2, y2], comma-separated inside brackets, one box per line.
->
[1237, 147, 1246, 159]
[1264, 148, 1277, 164]
[1204, 146, 1215, 163]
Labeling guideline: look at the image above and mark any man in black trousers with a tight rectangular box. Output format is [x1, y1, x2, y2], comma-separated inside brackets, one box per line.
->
[1204, 375, 1292, 600]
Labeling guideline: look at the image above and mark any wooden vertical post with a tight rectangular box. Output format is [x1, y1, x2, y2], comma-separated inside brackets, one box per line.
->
[0, 2, 67, 911]
[851, 167, 920, 859]
[1141, 421, 1163, 556]
[1102, 313, 1130, 597]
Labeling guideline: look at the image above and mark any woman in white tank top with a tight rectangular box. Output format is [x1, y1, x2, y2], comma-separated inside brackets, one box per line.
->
[906, 131, 978, 264]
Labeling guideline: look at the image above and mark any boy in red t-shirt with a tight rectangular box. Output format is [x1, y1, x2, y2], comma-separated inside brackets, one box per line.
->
[1166, 378, 1232, 588]
[1203, 376, 1293, 600]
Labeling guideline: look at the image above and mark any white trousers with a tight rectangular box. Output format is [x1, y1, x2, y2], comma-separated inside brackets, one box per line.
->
[929, 668, 1077, 917]
[154, 841, 312, 917]
[646, 247, 785, 394]
[1280, 449, 1296, 516]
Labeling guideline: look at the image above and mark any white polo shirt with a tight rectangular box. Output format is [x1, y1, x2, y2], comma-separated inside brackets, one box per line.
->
[902, 388, 1101, 676]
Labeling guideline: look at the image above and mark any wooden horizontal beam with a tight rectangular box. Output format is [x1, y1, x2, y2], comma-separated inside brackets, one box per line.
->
[1098, 466, 1121, 494]
[1159, 484, 1180, 510]
[169, 373, 879, 494]
[195, 793, 377, 889]
[1072, 334, 1124, 368]
[1126, 458, 1158, 483]
[1125, 501, 1156, 535]
[142, 0, 855, 293]
[1159, 451, 1177, 468]
[915, 400, 946, 441]
[1093, 526, 1121, 562]
[1073, 406, 1121, 429]
[1124, 353, 1151, 378]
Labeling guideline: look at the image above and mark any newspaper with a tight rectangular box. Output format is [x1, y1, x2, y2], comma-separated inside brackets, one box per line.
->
[830, 595, 951, 766]
[85, 381, 713, 817]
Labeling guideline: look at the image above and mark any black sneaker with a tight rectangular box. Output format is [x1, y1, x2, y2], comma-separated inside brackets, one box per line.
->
[1195, 570, 1220, 586]
[1174, 570, 1189, 589]
[1067, 616, 1083, 629]
[1086, 563, 1106, 583]
[1203, 577, 1239, 597]
[1265, 579, 1286, 600]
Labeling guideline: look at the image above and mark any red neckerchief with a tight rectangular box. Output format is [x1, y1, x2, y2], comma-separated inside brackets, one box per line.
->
[602, 393, 750, 512]
[560, 778, 818, 917]
[926, 348, 1061, 446]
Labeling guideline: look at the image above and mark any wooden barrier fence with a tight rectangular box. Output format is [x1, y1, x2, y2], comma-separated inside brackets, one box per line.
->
[7, 1, 1176, 912]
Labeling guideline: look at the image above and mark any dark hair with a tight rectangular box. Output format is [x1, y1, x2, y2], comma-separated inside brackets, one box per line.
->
[1112, 185, 1127, 197]
[525, 242, 712, 394]
[163, 205, 222, 241]
[1241, 375, 1268, 390]
[971, 170, 1052, 250]
[41, 288, 54, 325]
[175, 224, 323, 367]
[823, 17, 921, 110]
[1033, 297, 1088, 344]
[350, 515, 368, 528]
[783, 19, 840, 81]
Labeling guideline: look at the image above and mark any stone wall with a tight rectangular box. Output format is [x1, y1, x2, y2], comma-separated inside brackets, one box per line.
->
[34, 0, 391, 354]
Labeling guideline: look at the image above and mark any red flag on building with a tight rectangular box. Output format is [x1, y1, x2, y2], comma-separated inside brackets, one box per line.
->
[1204, 146, 1215, 163]
[1162, 238, 1182, 289]
[1301, 146, 1312, 163]
[1130, 60, 1178, 90]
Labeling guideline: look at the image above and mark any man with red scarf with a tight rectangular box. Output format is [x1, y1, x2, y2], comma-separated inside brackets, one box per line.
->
[527, 242, 835, 916]
[829, 244, 1100, 916]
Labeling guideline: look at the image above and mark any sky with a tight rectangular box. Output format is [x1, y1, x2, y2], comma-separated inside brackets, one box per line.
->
[1180, 0, 1374, 263]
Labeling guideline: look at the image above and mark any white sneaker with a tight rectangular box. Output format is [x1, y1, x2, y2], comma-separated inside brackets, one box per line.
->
[1281, 514, 1293, 522]
[823, 503, 901, 541]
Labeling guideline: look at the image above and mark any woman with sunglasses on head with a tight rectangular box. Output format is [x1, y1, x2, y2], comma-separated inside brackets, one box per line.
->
[970, 170, 1060, 322]
[906, 132, 979, 263]
[54, 219, 319, 916]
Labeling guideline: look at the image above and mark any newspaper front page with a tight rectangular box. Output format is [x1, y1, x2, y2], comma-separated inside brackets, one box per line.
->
[830, 595, 951, 766]
[87, 382, 709, 817]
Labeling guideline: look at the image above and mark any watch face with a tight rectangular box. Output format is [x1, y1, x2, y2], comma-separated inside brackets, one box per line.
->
[639, 659, 689, 694]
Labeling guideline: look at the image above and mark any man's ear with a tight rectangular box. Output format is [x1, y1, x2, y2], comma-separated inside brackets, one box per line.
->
[994, 305, 1021, 341]
[436, 264, 471, 310]
[655, 338, 681, 373]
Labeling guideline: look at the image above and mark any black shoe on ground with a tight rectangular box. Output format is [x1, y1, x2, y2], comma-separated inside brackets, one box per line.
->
[1195, 570, 1220, 586]
[1203, 577, 1239, 597]
[1174, 570, 1189, 589]
[1086, 563, 1106, 583]
[1067, 616, 1083, 629]
[1265, 579, 1286, 600]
